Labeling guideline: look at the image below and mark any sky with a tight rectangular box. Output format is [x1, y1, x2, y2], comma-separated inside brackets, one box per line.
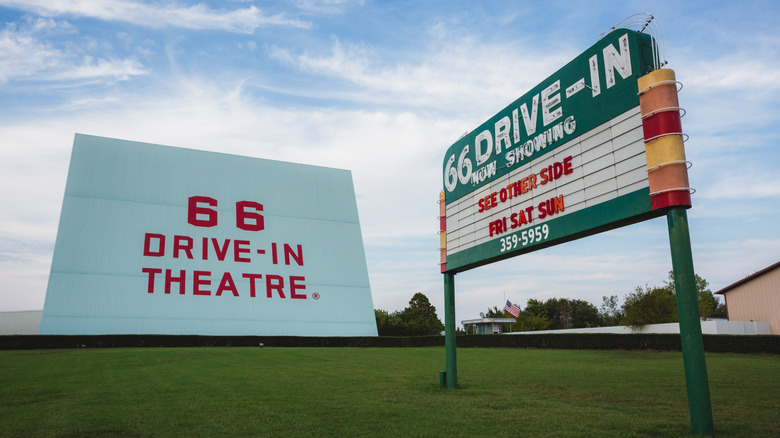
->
[1, 0, 779, 325]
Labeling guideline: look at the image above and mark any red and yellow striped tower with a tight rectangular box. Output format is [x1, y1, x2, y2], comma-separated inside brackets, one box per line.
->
[638, 68, 692, 210]
[640, 68, 715, 435]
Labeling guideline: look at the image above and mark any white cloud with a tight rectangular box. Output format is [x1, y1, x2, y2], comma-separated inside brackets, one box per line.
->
[694, 238, 780, 292]
[293, 0, 359, 14]
[682, 58, 780, 95]
[53, 56, 146, 81]
[0, 0, 312, 32]
[0, 20, 147, 83]
[268, 32, 573, 114]
[696, 174, 780, 200]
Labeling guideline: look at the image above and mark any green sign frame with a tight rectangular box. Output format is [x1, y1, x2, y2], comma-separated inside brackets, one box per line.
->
[442, 29, 658, 273]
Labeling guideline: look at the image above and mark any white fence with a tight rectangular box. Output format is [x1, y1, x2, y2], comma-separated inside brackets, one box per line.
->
[508, 320, 771, 335]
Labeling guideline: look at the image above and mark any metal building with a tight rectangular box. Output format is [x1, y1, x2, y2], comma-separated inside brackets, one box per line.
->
[715, 261, 780, 334]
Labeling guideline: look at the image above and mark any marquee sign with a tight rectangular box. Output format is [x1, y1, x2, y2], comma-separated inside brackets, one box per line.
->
[440, 29, 671, 273]
[40, 134, 378, 336]
[437, 23, 711, 434]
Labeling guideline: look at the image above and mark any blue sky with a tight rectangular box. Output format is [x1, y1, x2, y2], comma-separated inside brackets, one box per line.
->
[1, 0, 779, 324]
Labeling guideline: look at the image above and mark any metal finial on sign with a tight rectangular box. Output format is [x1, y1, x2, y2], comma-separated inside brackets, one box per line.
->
[601, 13, 667, 71]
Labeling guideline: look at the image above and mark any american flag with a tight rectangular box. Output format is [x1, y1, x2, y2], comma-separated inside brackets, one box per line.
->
[505, 300, 521, 317]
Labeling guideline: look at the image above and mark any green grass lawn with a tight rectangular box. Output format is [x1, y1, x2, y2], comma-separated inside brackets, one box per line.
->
[0, 347, 777, 437]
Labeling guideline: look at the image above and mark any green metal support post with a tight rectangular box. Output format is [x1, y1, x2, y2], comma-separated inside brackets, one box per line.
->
[666, 207, 714, 436]
[443, 272, 457, 388]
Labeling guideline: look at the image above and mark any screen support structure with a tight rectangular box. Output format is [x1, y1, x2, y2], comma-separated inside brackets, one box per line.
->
[667, 207, 714, 436]
[443, 273, 457, 389]
[440, 209, 714, 434]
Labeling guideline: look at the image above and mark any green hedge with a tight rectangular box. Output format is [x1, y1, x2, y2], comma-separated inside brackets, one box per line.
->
[0, 335, 444, 350]
[0, 334, 777, 353]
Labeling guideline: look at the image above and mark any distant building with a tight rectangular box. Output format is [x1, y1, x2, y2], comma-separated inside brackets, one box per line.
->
[461, 317, 517, 334]
[0, 311, 42, 335]
[715, 261, 780, 334]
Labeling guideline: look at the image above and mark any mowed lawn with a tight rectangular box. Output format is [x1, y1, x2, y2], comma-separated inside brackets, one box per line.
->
[0, 347, 777, 437]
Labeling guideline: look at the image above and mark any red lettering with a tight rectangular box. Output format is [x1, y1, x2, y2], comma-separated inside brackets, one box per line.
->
[538, 195, 564, 219]
[489, 218, 506, 236]
[553, 162, 563, 179]
[539, 168, 549, 184]
[520, 177, 529, 194]
[499, 188, 508, 203]
[478, 198, 485, 213]
[142, 268, 162, 293]
[173, 235, 194, 259]
[528, 173, 538, 189]
[481, 193, 497, 211]
[234, 240, 251, 263]
[216, 272, 239, 297]
[515, 210, 528, 226]
[525, 206, 534, 222]
[554, 195, 565, 214]
[236, 201, 264, 231]
[193, 270, 211, 295]
[211, 238, 230, 261]
[143, 233, 165, 257]
[266, 275, 285, 298]
[510, 213, 518, 228]
[290, 276, 307, 299]
[563, 156, 573, 175]
[141, 271, 315, 298]
[188, 196, 218, 227]
[242, 273, 263, 298]
[284, 244, 303, 266]
[511, 181, 522, 197]
[165, 269, 186, 295]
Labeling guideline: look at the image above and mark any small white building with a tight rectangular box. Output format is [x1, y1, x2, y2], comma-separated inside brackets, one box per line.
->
[461, 317, 517, 334]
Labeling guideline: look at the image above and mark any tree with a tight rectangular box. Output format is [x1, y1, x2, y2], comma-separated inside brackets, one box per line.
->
[484, 306, 507, 318]
[375, 293, 445, 336]
[519, 298, 601, 330]
[661, 271, 726, 319]
[621, 272, 726, 327]
[374, 309, 405, 336]
[566, 299, 602, 328]
[401, 292, 445, 335]
[620, 285, 678, 327]
[516, 313, 551, 332]
[599, 295, 623, 326]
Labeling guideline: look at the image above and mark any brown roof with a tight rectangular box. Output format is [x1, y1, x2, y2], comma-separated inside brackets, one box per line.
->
[714, 261, 780, 295]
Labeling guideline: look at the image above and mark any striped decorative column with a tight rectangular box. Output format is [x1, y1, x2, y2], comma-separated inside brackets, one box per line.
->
[640, 68, 715, 436]
[638, 68, 692, 210]
[439, 191, 447, 273]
